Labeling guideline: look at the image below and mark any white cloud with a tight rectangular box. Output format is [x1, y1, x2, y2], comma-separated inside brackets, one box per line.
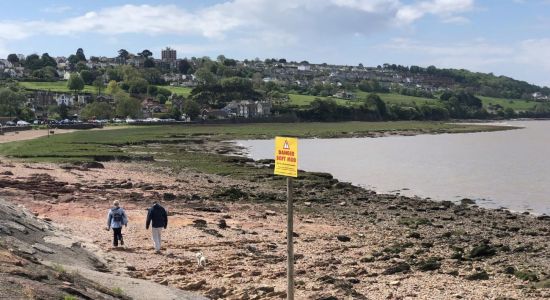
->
[516, 38, 550, 70]
[41, 5, 72, 14]
[396, 0, 475, 23]
[0, 1, 475, 42]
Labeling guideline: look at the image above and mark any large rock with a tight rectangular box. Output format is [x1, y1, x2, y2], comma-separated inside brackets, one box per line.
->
[32, 243, 55, 254]
[81, 162, 105, 169]
[336, 235, 351, 242]
[382, 262, 410, 275]
[466, 271, 489, 280]
[469, 243, 496, 258]
[182, 279, 206, 290]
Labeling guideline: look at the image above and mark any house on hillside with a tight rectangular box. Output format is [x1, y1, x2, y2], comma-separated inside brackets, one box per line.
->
[95, 95, 115, 104]
[0, 59, 12, 70]
[163, 73, 183, 83]
[27, 91, 56, 118]
[532, 92, 549, 101]
[333, 91, 356, 100]
[201, 109, 229, 120]
[223, 100, 272, 118]
[77, 94, 93, 105]
[128, 56, 146, 68]
[55, 94, 74, 106]
[141, 98, 164, 117]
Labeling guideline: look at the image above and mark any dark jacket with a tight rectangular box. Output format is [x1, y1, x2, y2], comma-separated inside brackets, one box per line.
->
[146, 203, 168, 229]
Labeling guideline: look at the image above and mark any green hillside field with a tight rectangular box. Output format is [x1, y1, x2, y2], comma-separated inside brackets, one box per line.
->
[288, 91, 536, 111]
[20, 81, 537, 112]
[19, 81, 97, 94]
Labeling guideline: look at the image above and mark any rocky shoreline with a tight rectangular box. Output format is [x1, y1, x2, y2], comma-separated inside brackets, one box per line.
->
[1, 150, 549, 299]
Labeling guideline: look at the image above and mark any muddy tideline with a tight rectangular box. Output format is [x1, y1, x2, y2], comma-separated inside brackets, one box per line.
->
[0, 122, 548, 300]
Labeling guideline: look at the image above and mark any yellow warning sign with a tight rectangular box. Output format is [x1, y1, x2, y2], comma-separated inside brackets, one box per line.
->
[274, 136, 298, 177]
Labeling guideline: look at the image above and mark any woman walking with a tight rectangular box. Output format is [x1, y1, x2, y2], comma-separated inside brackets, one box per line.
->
[106, 200, 128, 247]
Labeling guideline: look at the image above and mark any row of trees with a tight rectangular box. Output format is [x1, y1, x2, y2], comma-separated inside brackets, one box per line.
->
[382, 63, 548, 99]
[292, 90, 511, 122]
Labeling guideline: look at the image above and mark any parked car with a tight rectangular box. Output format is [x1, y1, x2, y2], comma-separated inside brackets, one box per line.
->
[5, 121, 15, 126]
[16, 120, 30, 126]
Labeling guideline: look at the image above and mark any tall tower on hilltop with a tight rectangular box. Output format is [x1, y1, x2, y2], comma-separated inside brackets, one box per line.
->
[161, 47, 177, 62]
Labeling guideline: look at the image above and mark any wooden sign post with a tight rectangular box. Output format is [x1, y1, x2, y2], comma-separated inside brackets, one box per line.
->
[274, 137, 298, 300]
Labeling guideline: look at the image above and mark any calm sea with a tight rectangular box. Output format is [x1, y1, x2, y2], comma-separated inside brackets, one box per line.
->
[238, 120, 550, 215]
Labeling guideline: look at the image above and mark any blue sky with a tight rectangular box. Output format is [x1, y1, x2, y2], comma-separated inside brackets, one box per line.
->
[1, 0, 549, 86]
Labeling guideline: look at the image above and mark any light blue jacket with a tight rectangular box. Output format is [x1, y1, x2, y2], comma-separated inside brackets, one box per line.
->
[107, 207, 128, 229]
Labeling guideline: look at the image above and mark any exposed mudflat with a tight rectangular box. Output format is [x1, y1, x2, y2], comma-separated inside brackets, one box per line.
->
[1, 159, 549, 300]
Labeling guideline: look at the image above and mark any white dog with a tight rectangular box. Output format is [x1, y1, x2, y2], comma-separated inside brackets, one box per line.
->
[196, 252, 207, 267]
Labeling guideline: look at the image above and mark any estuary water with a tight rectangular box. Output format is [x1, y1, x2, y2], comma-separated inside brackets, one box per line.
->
[237, 121, 550, 215]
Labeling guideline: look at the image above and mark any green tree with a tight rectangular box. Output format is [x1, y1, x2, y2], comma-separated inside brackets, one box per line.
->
[32, 66, 58, 80]
[40, 53, 57, 68]
[17, 107, 36, 121]
[80, 102, 113, 120]
[127, 78, 148, 95]
[24, 54, 42, 70]
[114, 92, 141, 118]
[156, 94, 167, 104]
[144, 58, 155, 68]
[0, 88, 26, 117]
[106, 68, 122, 82]
[75, 62, 89, 72]
[67, 55, 79, 69]
[365, 93, 387, 118]
[170, 106, 182, 120]
[106, 80, 120, 95]
[93, 77, 105, 95]
[79, 70, 95, 85]
[139, 49, 153, 58]
[67, 73, 85, 94]
[7, 54, 19, 64]
[309, 98, 340, 121]
[118, 49, 130, 62]
[178, 59, 191, 74]
[76, 48, 86, 62]
[504, 107, 516, 118]
[182, 99, 200, 120]
[58, 103, 69, 119]
[194, 67, 217, 85]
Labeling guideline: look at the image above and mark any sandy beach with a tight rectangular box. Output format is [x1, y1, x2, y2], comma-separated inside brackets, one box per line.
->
[0, 128, 549, 299]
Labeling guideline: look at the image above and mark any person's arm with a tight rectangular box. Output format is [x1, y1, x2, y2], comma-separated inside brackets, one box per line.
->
[106, 210, 112, 230]
[145, 208, 152, 229]
[122, 209, 128, 226]
[163, 208, 168, 229]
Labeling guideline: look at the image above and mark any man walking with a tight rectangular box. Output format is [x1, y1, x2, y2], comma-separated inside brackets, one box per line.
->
[146, 200, 168, 253]
[106, 200, 128, 248]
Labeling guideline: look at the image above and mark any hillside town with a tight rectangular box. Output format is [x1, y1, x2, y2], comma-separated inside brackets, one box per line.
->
[1, 47, 550, 126]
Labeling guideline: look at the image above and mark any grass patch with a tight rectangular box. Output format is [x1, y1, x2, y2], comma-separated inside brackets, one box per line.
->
[478, 96, 536, 111]
[112, 287, 125, 297]
[52, 263, 66, 273]
[20, 81, 97, 94]
[156, 85, 192, 97]
[288, 92, 437, 107]
[287, 93, 352, 106]
[398, 217, 432, 228]
[288, 91, 536, 112]
[514, 269, 539, 282]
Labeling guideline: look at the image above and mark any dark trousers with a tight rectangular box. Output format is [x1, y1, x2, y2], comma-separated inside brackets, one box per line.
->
[113, 227, 123, 246]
